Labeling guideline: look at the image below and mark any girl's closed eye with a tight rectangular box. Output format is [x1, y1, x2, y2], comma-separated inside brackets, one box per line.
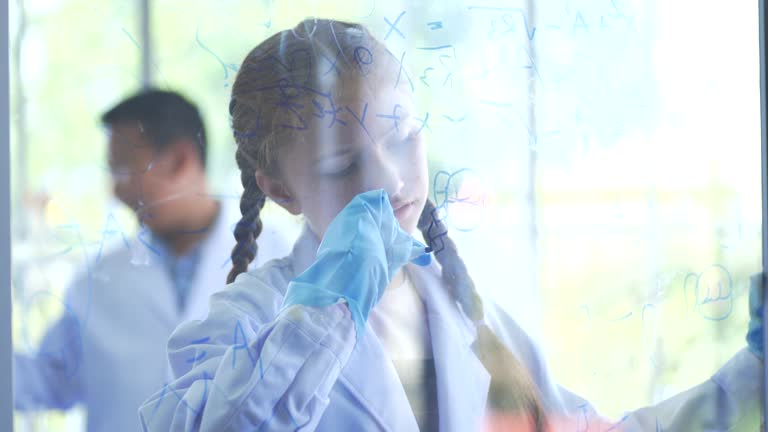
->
[316, 154, 359, 177]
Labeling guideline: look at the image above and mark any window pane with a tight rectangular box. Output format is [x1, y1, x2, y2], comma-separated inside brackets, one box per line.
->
[10, 0, 762, 430]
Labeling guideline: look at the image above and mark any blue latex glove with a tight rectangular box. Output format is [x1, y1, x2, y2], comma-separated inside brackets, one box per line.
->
[282, 189, 431, 340]
[747, 273, 764, 359]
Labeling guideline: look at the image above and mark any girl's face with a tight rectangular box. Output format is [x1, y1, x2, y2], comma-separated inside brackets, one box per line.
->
[259, 86, 428, 239]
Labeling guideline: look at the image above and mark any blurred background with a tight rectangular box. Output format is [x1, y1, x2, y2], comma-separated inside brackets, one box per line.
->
[8, 0, 761, 429]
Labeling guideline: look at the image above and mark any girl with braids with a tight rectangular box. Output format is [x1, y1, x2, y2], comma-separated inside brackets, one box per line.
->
[140, 19, 762, 432]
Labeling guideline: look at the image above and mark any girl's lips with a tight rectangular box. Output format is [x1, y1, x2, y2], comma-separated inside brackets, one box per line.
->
[393, 200, 415, 222]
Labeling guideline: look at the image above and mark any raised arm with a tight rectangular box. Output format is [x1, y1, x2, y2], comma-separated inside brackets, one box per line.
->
[139, 190, 430, 431]
[14, 309, 85, 410]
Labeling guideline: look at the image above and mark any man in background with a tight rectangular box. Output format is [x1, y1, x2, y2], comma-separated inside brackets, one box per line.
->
[13, 89, 294, 431]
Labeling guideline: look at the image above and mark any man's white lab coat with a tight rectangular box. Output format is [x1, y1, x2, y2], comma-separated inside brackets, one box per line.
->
[14, 201, 295, 432]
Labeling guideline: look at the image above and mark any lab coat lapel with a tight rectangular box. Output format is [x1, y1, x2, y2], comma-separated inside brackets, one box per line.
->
[337, 324, 420, 431]
[182, 201, 233, 323]
[291, 225, 419, 430]
[407, 262, 491, 432]
[291, 226, 492, 430]
[123, 237, 178, 327]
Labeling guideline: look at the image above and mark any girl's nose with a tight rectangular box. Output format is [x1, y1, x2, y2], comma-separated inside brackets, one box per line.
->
[363, 152, 404, 200]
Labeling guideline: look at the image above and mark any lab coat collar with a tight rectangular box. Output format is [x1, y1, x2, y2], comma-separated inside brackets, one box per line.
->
[289, 225, 491, 431]
[181, 200, 235, 323]
[339, 320, 422, 430]
[407, 261, 491, 432]
[129, 234, 177, 329]
[287, 226, 417, 429]
[122, 200, 233, 382]
[289, 224, 321, 279]
[338, 261, 492, 432]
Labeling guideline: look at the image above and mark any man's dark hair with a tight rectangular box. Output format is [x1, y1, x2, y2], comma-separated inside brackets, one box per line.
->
[101, 89, 208, 167]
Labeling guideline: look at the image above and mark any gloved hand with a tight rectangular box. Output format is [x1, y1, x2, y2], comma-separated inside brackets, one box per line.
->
[282, 189, 431, 340]
[746, 273, 764, 360]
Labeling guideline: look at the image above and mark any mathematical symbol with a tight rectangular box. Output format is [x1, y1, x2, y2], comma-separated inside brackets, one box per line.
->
[427, 21, 443, 30]
[384, 11, 406, 40]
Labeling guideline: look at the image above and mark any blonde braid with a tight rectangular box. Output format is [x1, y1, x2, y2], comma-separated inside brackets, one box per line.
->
[418, 200, 547, 431]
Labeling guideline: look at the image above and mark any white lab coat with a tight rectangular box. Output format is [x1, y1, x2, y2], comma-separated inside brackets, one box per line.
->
[139, 225, 763, 431]
[14, 201, 295, 432]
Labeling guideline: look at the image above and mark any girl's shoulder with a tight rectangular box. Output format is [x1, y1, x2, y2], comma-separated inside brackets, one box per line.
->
[216, 255, 298, 317]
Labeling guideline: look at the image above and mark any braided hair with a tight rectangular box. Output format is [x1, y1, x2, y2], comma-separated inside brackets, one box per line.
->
[419, 200, 548, 431]
[226, 136, 266, 283]
[226, 19, 375, 284]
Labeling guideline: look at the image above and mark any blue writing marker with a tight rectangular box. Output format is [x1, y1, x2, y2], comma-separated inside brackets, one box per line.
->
[605, 413, 630, 431]
[232, 320, 257, 370]
[185, 351, 207, 364]
[96, 213, 132, 266]
[437, 53, 456, 88]
[121, 27, 142, 50]
[442, 114, 467, 123]
[320, 48, 343, 77]
[501, 11, 537, 40]
[195, 371, 212, 413]
[195, 26, 239, 86]
[353, 46, 374, 75]
[433, 168, 487, 232]
[311, 95, 348, 128]
[420, 67, 435, 87]
[345, 102, 372, 141]
[683, 265, 734, 320]
[390, 50, 415, 92]
[376, 104, 403, 131]
[573, 11, 590, 34]
[415, 112, 431, 134]
[416, 44, 453, 51]
[610, 0, 636, 29]
[521, 47, 542, 82]
[44, 223, 81, 259]
[609, 311, 633, 321]
[148, 383, 171, 420]
[384, 11, 406, 40]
